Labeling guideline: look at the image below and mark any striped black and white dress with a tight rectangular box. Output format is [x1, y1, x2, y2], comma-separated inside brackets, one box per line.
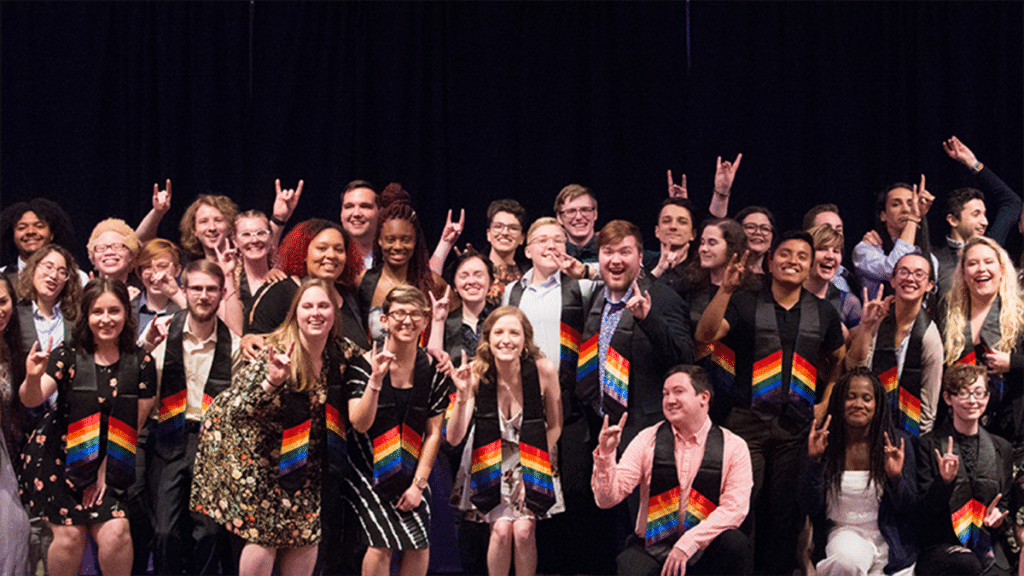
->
[342, 351, 451, 550]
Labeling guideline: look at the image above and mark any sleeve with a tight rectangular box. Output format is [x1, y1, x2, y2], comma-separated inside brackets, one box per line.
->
[916, 432, 955, 534]
[428, 369, 454, 417]
[976, 167, 1022, 247]
[46, 344, 72, 394]
[345, 354, 372, 400]
[852, 240, 920, 299]
[919, 323, 944, 434]
[636, 284, 694, 365]
[887, 430, 920, 516]
[799, 455, 828, 517]
[229, 356, 279, 417]
[820, 300, 846, 354]
[675, 431, 753, 559]
[591, 425, 655, 510]
[137, 352, 156, 399]
[841, 291, 862, 329]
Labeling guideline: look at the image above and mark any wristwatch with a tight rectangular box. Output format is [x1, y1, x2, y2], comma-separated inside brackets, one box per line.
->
[414, 476, 428, 490]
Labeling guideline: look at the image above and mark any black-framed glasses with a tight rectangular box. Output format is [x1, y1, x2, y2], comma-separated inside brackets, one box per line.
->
[387, 309, 426, 322]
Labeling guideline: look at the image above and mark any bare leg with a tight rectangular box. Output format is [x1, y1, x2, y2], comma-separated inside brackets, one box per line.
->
[511, 518, 536, 576]
[239, 543, 276, 576]
[89, 519, 133, 576]
[362, 546, 392, 576]
[47, 524, 88, 576]
[399, 548, 430, 576]
[279, 544, 318, 576]
[487, 520, 514, 576]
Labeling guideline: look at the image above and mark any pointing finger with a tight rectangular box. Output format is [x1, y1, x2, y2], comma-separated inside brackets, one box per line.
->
[947, 436, 954, 456]
[618, 411, 628, 429]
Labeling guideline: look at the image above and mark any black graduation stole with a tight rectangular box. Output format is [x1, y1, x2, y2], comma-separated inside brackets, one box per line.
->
[646, 422, 723, 549]
[469, 359, 556, 515]
[691, 287, 737, 405]
[508, 273, 585, 404]
[872, 306, 931, 437]
[366, 350, 434, 501]
[65, 349, 140, 491]
[955, 299, 1005, 401]
[577, 296, 633, 422]
[947, 429, 1000, 565]
[750, 289, 820, 423]
[156, 311, 232, 442]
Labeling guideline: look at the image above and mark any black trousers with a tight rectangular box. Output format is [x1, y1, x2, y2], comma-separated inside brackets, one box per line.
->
[725, 408, 806, 576]
[149, 423, 225, 575]
[616, 529, 753, 575]
[127, 421, 154, 575]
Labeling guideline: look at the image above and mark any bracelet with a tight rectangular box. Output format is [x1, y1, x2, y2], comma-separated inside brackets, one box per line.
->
[456, 397, 468, 405]
[368, 383, 383, 392]
[972, 161, 984, 174]
[271, 215, 288, 226]
[265, 378, 284, 389]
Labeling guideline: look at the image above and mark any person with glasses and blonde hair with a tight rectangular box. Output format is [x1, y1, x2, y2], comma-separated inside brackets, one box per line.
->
[87, 219, 142, 295]
[345, 285, 453, 576]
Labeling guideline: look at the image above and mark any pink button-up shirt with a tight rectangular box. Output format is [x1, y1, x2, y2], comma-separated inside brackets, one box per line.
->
[592, 416, 753, 560]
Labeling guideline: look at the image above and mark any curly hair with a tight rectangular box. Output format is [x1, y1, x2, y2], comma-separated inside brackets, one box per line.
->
[276, 219, 362, 291]
[0, 198, 77, 266]
[943, 236, 1024, 364]
[373, 183, 435, 297]
[72, 278, 138, 354]
[821, 368, 894, 500]
[17, 244, 83, 322]
[472, 306, 542, 378]
[179, 194, 239, 258]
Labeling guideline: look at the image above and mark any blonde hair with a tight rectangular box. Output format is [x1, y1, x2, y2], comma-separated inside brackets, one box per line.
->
[472, 306, 542, 378]
[807, 223, 843, 251]
[943, 236, 1024, 364]
[265, 278, 341, 392]
[87, 218, 141, 263]
[525, 217, 563, 243]
[179, 194, 239, 258]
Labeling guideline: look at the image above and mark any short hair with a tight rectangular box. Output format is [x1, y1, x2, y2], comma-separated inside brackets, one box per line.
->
[660, 197, 696, 219]
[72, 278, 138, 354]
[663, 364, 712, 401]
[87, 218, 141, 263]
[179, 194, 240, 258]
[942, 363, 987, 397]
[553, 184, 597, 213]
[453, 246, 495, 284]
[893, 252, 935, 283]
[183, 259, 226, 289]
[945, 187, 986, 219]
[17, 244, 83, 322]
[342, 180, 379, 206]
[134, 239, 182, 277]
[807, 224, 844, 251]
[276, 219, 362, 290]
[487, 199, 527, 227]
[526, 217, 563, 243]
[802, 204, 840, 231]
[768, 230, 815, 259]
[597, 220, 643, 250]
[735, 206, 778, 236]
[0, 198, 76, 265]
[382, 284, 430, 315]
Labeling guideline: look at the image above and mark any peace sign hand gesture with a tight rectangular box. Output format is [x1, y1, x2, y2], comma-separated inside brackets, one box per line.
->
[721, 251, 748, 292]
[913, 174, 934, 217]
[883, 431, 905, 478]
[807, 414, 831, 458]
[667, 170, 687, 199]
[860, 287, 893, 334]
[935, 436, 959, 483]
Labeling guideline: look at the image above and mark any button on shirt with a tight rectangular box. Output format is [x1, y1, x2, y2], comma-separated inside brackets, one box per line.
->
[505, 269, 564, 366]
[151, 320, 239, 421]
[592, 417, 753, 560]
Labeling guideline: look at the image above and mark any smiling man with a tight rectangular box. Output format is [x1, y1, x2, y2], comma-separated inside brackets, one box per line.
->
[555, 184, 600, 267]
[0, 198, 84, 295]
[695, 229, 845, 576]
[340, 180, 380, 270]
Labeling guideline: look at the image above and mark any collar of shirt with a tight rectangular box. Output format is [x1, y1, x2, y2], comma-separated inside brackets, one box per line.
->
[182, 316, 218, 348]
[519, 267, 562, 291]
[946, 236, 965, 250]
[17, 257, 28, 273]
[603, 284, 634, 308]
[673, 416, 712, 446]
[31, 300, 62, 320]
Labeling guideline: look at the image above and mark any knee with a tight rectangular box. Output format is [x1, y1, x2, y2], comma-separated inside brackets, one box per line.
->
[511, 521, 535, 547]
[50, 525, 87, 552]
[703, 529, 753, 574]
[95, 520, 133, 552]
[490, 521, 513, 548]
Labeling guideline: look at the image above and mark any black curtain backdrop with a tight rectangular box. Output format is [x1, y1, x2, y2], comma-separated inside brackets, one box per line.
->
[2, 1, 1022, 269]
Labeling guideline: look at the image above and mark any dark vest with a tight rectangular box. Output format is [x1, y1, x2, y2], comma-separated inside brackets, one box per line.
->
[17, 302, 73, 355]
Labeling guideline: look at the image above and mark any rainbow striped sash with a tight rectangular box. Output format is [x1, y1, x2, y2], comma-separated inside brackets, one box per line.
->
[66, 413, 101, 468]
[326, 402, 346, 462]
[897, 388, 921, 437]
[280, 420, 311, 477]
[872, 308, 930, 437]
[645, 486, 681, 545]
[373, 425, 402, 484]
[683, 489, 718, 529]
[470, 439, 502, 493]
[751, 350, 784, 411]
[602, 347, 630, 420]
[787, 353, 817, 414]
[577, 334, 598, 382]
[560, 322, 580, 370]
[106, 416, 138, 484]
[707, 341, 736, 396]
[157, 389, 187, 438]
[952, 498, 986, 547]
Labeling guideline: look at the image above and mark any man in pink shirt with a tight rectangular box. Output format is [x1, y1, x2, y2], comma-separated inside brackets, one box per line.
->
[592, 365, 753, 575]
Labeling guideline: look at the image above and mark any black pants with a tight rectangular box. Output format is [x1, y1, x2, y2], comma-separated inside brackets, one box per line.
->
[725, 408, 805, 576]
[127, 420, 154, 575]
[149, 424, 225, 575]
[616, 529, 753, 575]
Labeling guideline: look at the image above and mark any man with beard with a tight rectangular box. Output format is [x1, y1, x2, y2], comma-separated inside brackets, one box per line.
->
[695, 230, 845, 575]
[143, 259, 240, 575]
[340, 180, 380, 271]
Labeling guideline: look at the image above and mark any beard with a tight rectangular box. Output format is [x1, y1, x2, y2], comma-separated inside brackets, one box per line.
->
[188, 303, 218, 323]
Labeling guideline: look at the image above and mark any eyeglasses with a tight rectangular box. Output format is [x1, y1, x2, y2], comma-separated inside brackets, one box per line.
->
[238, 230, 271, 241]
[743, 224, 773, 236]
[186, 285, 222, 295]
[558, 206, 595, 218]
[955, 389, 990, 400]
[94, 243, 129, 254]
[894, 268, 929, 282]
[387, 309, 426, 322]
[528, 235, 566, 247]
[37, 261, 69, 280]
[489, 222, 522, 234]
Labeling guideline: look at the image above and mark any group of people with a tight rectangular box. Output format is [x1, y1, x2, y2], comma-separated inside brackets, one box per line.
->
[0, 134, 1023, 576]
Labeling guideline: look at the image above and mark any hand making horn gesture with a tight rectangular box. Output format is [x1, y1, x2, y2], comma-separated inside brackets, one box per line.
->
[935, 436, 959, 483]
[667, 170, 687, 199]
[983, 492, 1008, 529]
[598, 412, 628, 455]
[25, 337, 54, 380]
[429, 286, 451, 324]
[266, 341, 296, 389]
[626, 279, 652, 320]
[714, 153, 743, 196]
[213, 237, 238, 276]
[440, 209, 465, 244]
[883, 431, 905, 478]
[369, 337, 396, 381]
[450, 350, 473, 397]
[273, 179, 303, 224]
[152, 179, 172, 214]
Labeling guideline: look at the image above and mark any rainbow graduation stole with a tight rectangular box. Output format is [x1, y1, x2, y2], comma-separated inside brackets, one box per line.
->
[470, 359, 556, 515]
[946, 427, 999, 564]
[646, 422, 723, 550]
[872, 308, 930, 437]
[750, 289, 820, 423]
[367, 350, 433, 501]
[65, 348, 140, 491]
[577, 323, 634, 423]
[705, 341, 736, 400]
[156, 312, 232, 447]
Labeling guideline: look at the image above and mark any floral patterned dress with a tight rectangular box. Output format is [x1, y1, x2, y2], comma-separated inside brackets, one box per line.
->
[20, 344, 155, 525]
[191, 352, 333, 548]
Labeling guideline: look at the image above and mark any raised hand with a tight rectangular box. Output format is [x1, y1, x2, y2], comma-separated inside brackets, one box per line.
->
[652, 246, 686, 277]
[860, 287, 893, 332]
[935, 436, 959, 483]
[429, 286, 451, 323]
[266, 341, 295, 388]
[149, 268, 181, 298]
[721, 251, 748, 291]
[807, 414, 831, 458]
[883, 431, 905, 478]
[984, 492, 1008, 529]
[943, 136, 979, 168]
[273, 179, 303, 223]
[451, 350, 473, 396]
[440, 209, 465, 244]
[667, 170, 687, 199]
[714, 153, 743, 195]
[213, 237, 239, 276]
[861, 230, 883, 248]
[142, 316, 170, 351]
[913, 174, 934, 217]
[25, 338, 53, 379]
[597, 412, 628, 455]
[626, 280, 652, 320]
[369, 338, 396, 381]
[558, 252, 588, 280]
[152, 179, 172, 214]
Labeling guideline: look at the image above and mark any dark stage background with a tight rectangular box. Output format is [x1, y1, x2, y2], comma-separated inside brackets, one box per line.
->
[2, 1, 1022, 268]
